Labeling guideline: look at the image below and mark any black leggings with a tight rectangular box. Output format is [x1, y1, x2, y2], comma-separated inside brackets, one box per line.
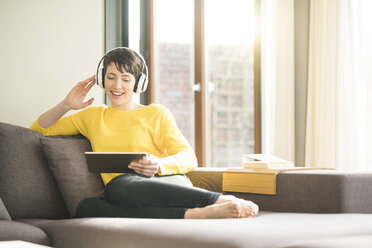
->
[74, 173, 222, 219]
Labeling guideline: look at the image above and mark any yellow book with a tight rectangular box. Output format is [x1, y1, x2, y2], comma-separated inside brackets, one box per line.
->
[223, 168, 279, 195]
[222, 167, 334, 195]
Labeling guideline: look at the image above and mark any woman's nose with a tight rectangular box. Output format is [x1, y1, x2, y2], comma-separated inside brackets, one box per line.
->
[113, 79, 123, 88]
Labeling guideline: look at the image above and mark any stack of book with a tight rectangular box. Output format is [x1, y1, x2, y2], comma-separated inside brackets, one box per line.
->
[223, 154, 295, 195]
[241, 153, 294, 170]
[222, 154, 332, 195]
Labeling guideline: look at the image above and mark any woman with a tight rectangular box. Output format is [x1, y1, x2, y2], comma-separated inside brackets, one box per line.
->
[30, 47, 259, 219]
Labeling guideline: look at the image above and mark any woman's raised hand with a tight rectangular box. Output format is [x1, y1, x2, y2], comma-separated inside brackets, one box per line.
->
[64, 75, 96, 110]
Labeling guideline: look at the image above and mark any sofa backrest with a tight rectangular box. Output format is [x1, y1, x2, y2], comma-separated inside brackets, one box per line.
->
[0, 122, 69, 219]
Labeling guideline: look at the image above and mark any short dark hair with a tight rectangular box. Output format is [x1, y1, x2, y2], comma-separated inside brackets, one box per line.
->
[103, 48, 145, 80]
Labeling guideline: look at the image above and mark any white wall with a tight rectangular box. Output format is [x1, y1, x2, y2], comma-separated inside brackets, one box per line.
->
[0, 0, 104, 128]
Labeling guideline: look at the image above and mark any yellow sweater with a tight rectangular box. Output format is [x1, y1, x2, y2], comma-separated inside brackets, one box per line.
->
[30, 103, 197, 185]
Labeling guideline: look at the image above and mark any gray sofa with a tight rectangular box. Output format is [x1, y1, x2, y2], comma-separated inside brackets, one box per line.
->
[1, 122, 372, 248]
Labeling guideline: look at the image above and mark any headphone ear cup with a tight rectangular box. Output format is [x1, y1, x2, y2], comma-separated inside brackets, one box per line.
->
[96, 68, 105, 88]
[101, 68, 105, 88]
[135, 73, 148, 93]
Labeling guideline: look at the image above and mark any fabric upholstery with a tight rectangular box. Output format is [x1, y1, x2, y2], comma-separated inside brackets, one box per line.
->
[18, 212, 372, 248]
[0, 122, 69, 219]
[40, 136, 105, 217]
[0, 198, 11, 221]
[0, 220, 51, 246]
[281, 235, 372, 248]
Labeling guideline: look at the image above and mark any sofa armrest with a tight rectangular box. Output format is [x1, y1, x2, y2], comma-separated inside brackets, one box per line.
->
[0, 198, 11, 221]
[0, 220, 51, 246]
[186, 168, 224, 192]
[187, 168, 372, 214]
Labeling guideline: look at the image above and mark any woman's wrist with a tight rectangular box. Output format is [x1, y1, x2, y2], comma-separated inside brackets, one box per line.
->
[38, 99, 71, 129]
[60, 99, 72, 112]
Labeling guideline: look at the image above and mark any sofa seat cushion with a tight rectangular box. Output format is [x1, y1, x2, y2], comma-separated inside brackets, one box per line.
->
[17, 212, 372, 248]
[0, 220, 51, 246]
[0, 122, 69, 219]
[280, 235, 372, 248]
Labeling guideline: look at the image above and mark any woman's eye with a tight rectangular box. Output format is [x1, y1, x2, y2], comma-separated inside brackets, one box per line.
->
[107, 77, 115, 80]
[124, 80, 131, 83]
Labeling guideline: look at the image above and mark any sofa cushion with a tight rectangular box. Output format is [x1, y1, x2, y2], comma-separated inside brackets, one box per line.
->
[0, 220, 51, 246]
[40, 135, 105, 217]
[0, 198, 11, 221]
[280, 235, 372, 248]
[17, 212, 372, 248]
[0, 122, 69, 219]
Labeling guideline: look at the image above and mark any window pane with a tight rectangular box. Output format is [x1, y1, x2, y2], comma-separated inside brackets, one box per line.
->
[128, 0, 140, 51]
[206, 0, 255, 167]
[128, 0, 140, 104]
[154, 0, 195, 148]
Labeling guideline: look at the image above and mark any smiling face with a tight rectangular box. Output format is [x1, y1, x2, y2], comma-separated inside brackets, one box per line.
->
[104, 62, 136, 109]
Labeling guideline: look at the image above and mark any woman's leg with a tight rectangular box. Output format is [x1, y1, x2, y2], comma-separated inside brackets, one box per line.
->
[104, 173, 259, 219]
[104, 173, 221, 208]
[74, 197, 187, 219]
[74, 197, 245, 219]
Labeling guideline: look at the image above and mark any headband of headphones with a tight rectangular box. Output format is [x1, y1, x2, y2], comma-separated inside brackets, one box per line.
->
[95, 47, 149, 94]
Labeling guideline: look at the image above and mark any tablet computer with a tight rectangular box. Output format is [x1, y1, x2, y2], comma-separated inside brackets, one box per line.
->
[85, 152, 148, 173]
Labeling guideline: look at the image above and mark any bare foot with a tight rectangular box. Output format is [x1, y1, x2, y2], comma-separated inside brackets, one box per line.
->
[215, 195, 259, 218]
[237, 199, 259, 217]
[185, 201, 241, 219]
[215, 195, 239, 204]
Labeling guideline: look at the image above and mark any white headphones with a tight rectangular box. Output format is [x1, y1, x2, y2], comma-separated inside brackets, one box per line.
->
[95, 47, 149, 94]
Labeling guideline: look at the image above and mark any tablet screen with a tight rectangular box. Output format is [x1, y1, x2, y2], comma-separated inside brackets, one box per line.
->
[85, 152, 148, 173]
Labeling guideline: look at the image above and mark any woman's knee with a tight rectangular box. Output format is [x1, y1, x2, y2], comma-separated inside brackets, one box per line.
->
[104, 174, 136, 201]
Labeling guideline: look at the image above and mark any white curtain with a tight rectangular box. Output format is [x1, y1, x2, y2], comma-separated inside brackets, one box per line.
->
[306, 0, 372, 171]
[261, 0, 295, 162]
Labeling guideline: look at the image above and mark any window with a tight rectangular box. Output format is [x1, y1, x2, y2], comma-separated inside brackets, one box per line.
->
[205, 0, 255, 166]
[134, 0, 259, 167]
[154, 0, 195, 148]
